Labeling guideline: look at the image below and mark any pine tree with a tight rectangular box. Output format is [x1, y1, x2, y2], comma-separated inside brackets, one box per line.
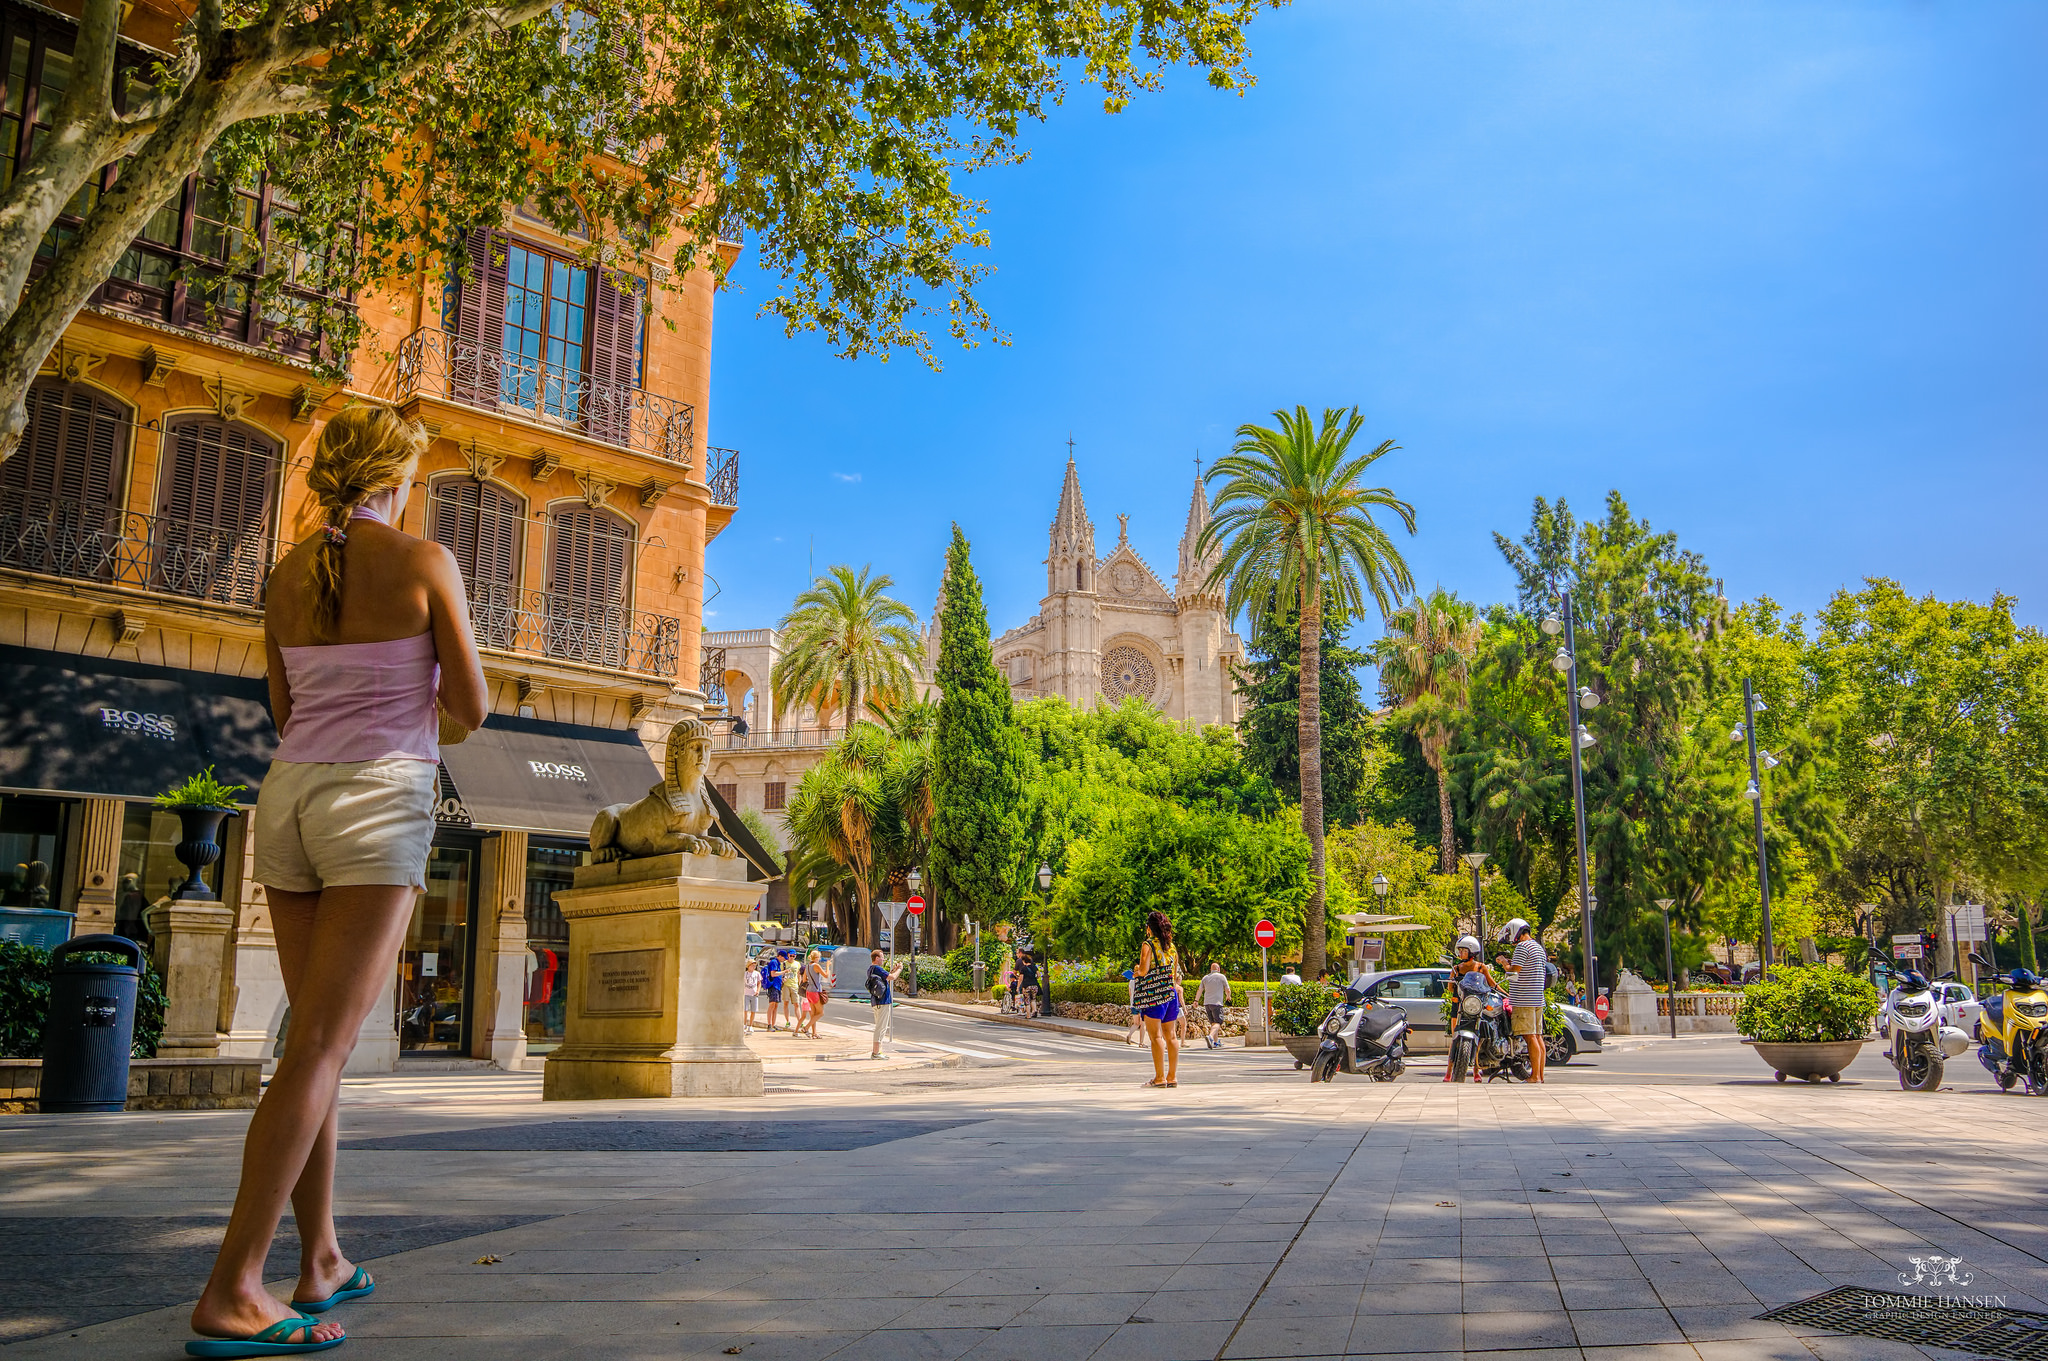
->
[1237, 599, 1374, 828]
[930, 525, 1028, 929]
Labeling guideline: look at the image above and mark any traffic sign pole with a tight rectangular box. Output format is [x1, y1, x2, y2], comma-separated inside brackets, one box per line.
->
[1254, 918, 1278, 1046]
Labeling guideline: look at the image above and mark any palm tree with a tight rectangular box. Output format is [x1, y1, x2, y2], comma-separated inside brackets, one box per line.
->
[1376, 589, 1484, 874]
[782, 725, 889, 945]
[1199, 405, 1415, 978]
[772, 565, 922, 730]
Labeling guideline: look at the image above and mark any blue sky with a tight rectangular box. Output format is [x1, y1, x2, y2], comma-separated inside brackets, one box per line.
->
[704, 0, 2047, 651]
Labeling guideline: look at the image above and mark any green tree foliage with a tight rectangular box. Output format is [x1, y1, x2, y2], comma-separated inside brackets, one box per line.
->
[1733, 963, 1879, 1044]
[0, 0, 1272, 452]
[1199, 406, 1416, 978]
[1375, 589, 1484, 873]
[781, 714, 935, 945]
[772, 565, 922, 727]
[1236, 595, 1373, 828]
[1808, 580, 2048, 939]
[929, 526, 1028, 930]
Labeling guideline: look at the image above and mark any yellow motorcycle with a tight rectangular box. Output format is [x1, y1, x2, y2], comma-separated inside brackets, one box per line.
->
[1970, 954, 2048, 1095]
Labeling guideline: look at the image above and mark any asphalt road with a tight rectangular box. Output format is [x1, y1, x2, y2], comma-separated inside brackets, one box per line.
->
[856, 1005, 2042, 1101]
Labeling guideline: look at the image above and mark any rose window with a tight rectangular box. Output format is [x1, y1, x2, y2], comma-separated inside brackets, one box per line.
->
[1102, 646, 1157, 703]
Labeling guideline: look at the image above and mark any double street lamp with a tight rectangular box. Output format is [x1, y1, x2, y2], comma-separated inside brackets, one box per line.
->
[1541, 601, 1599, 1003]
[1730, 679, 1780, 969]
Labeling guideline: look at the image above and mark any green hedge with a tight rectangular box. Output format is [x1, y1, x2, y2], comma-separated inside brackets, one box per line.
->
[1051, 979, 1272, 1008]
[0, 939, 166, 1058]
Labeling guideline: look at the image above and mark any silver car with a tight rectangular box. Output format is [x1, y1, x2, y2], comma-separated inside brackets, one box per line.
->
[1354, 967, 1606, 1065]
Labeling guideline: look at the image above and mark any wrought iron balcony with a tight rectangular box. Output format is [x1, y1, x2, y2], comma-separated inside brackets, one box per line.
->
[700, 647, 727, 706]
[395, 328, 696, 463]
[719, 725, 849, 751]
[468, 584, 681, 679]
[0, 489, 276, 608]
[706, 447, 740, 507]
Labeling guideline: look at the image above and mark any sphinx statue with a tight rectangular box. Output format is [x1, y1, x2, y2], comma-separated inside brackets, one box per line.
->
[588, 717, 738, 863]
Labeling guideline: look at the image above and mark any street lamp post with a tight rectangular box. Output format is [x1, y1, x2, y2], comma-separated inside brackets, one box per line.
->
[1542, 600, 1599, 1001]
[1035, 861, 1053, 1018]
[906, 866, 922, 997]
[1732, 679, 1779, 970]
[1655, 899, 1677, 1039]
[1461, 852, 1489, 944]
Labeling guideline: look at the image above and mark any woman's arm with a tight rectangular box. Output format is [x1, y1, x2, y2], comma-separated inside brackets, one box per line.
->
[422, 539, 488, 731]
[263, 628, 292, 736]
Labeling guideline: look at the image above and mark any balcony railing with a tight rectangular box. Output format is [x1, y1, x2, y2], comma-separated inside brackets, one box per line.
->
[0, 489, 276, 608]
[700, 647, 727, 707]
[721, 726, 850, 750]
[396, 328, 696, 463]
[706, 447, 740, 507]
[468, 585, 681, 679]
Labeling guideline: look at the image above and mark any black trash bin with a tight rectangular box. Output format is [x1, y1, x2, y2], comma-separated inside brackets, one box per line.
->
[40, 934, 142, 1113]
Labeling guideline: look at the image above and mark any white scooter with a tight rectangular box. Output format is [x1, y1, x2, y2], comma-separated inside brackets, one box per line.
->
[1878, 966, 1970, 1092]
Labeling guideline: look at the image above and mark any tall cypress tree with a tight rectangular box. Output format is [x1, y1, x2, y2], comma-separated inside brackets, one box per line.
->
[930, 525, 1027, 928]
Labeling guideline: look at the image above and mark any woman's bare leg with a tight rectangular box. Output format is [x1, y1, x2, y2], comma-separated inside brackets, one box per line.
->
[190, 884, 414, 1342]
[1165, 1014, 1181, 1084]
[1145, 1016, 1166, 1084]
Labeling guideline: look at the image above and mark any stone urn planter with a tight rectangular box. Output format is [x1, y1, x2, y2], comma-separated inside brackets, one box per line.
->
[1745, 1037, 1871, 1083]
[168, 806, 235, 901]
[1281, 1034, 1323, 1069]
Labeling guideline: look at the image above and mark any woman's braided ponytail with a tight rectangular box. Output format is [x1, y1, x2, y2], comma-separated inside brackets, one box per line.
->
[302, 404, 427, 641]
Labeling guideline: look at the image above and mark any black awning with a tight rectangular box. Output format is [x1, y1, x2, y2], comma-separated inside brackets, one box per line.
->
[0, 645, 276, 801]
[436, 714, 660, 838]
[703, 778, 781, 883]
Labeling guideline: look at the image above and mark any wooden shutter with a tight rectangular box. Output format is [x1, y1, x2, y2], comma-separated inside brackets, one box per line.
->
[2, 381, 127, 580]
[449, 227, 509, 408]
[154, 417, 275, 603]
[431, 477, 523, 648]
[545, 505, 630, 665]
[583, 268, 642, 447]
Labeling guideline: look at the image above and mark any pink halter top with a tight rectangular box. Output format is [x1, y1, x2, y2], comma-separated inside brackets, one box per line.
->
[271, 504, 441, 765]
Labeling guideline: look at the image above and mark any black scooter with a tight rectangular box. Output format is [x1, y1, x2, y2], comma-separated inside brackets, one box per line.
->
[1310, 981, 1409, 1083]
[1447, 971, 1529, 1083]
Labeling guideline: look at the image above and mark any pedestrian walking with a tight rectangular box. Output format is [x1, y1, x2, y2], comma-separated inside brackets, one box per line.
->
[759, 948, 786, 1030]
[1132, 911, 1184, 1088]
[190, 404, 486, 1356]
[866, 949, 904, 1058]
[1280, 963, 1303, 985]
[1198, 961, 1231, 1049]
[743, 956, 763, 1031]
[1019, 951, 1040, 1018]
[798, 948, 832, 1039]
[1123, 969, 1142, 1045]
[1503, 919, 1548, 1083]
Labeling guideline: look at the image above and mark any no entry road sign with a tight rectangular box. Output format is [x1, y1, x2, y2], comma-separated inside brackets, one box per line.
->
[907, 895, 925, 916]
[1254, 919, 1277, 950]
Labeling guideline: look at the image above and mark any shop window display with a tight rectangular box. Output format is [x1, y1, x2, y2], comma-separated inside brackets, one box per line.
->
[398, 844, 476, 1052]
[0, 794, 67, 909]
[523, 840, 588, 1051]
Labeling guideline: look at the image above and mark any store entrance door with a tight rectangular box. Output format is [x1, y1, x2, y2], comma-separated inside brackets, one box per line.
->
[397, 840, 480, 1053]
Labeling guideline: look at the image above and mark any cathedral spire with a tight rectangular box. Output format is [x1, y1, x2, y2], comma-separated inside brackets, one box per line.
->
[1048, 451, 1096, 594]
[1176, 467, 1222, 602]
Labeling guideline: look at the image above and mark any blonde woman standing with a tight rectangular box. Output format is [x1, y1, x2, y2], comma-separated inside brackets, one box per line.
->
[188, 406, 486, 1357]
[798, 948, 832, 1038]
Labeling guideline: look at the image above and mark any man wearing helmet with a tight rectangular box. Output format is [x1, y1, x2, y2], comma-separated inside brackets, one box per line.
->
[1445, 934, 1500, 1083]
[1502, 918, 1549, 1082]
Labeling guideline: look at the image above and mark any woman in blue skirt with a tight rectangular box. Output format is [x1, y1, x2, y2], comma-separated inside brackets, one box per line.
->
[1133, 911, 1183, 1087]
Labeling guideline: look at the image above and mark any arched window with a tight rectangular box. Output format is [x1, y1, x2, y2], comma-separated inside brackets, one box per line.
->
[543, 504, 631, 666]
[153, 416, 277, 604]
[430, 477, 524, 648]
[0, 381, 128, 582]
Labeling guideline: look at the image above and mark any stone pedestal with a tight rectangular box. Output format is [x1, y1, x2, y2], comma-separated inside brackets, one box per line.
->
[544, 851, 762, 1100]
[1609, 969, 1660, 1036]
[143, 897, 234, 1058]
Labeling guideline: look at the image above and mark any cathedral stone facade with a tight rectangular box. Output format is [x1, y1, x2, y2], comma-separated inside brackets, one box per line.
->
[951, 458, 1244, 726]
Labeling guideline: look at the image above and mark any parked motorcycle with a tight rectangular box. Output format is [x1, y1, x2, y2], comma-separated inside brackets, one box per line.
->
[1447, 970, 1530, 1083]
[1310, 982, 1409, 1083]
[1970, 953, 2048, 1095]
[1876, 967, 1969, 1092]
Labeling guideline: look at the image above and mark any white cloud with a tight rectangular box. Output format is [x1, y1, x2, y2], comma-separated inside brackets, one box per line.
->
[832, 471, 861, 483]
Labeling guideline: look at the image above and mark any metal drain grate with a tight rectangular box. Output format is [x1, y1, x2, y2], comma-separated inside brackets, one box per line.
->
[1761, 1285, 2048, 1360]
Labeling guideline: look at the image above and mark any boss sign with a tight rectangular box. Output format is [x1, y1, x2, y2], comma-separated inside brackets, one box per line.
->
[527, 760, 588, 781]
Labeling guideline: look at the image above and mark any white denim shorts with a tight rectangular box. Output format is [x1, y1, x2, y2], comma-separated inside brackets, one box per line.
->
[254, 757, 438, 893]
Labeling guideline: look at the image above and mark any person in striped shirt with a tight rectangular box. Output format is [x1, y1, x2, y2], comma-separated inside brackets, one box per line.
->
[1503, 919, 1549, 1083]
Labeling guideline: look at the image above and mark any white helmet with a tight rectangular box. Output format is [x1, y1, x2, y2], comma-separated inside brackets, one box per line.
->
[1455, 935, 1481, 958]
[1501, 918, 1531, 944]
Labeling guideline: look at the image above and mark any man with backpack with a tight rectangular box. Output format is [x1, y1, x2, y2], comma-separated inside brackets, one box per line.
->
[867, 949, 905, 1059]
[758, 949, 786, 1030]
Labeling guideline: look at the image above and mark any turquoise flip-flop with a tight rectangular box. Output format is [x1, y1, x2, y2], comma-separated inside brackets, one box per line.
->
[186, 1315, 343, 1357]
[293, 1267, 374, 1313]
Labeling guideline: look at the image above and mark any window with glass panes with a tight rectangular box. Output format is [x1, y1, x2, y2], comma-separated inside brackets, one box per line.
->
[4, 1, 345, 361]
[502, 242, 589, 421]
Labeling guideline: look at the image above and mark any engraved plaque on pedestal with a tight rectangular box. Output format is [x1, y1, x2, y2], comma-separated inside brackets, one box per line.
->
[584, 948, 664, 1016]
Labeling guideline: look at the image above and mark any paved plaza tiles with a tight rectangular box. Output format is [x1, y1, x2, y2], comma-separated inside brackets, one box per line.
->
[2, 1065, 2043, 1360]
